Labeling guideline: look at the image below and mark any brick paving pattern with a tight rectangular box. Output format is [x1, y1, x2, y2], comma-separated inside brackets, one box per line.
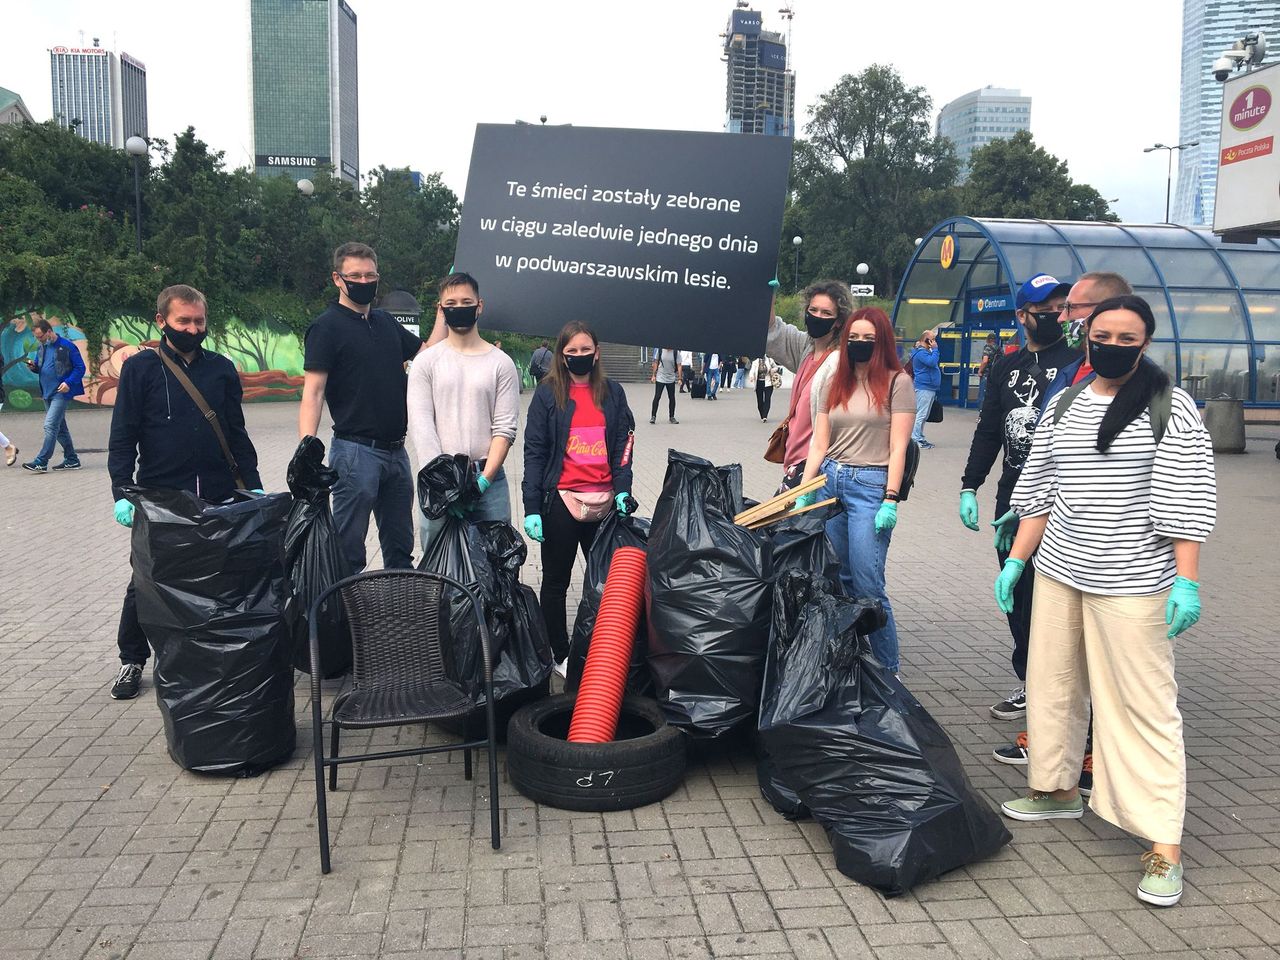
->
[1, 383, 1277, 960]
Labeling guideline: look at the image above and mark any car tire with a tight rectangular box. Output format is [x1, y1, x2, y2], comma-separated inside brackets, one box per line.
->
[506, 693, 687, 812]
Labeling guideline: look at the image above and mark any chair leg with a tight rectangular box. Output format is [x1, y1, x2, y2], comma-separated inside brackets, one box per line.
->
[329, 722, 341, 791]
[314, 721, 332, 874]
[464, 747, 473, 781]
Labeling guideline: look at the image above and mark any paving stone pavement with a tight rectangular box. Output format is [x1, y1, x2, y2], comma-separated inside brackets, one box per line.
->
[1, 383, 1278, 960]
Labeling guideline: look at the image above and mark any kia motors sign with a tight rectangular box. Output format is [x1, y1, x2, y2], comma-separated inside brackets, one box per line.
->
[1214, 62, 1280, 238]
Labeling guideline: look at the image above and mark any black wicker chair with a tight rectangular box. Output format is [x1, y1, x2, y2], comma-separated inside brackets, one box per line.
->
[309, 569, 500, 873]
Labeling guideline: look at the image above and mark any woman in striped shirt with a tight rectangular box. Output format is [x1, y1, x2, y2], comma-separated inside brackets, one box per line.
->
[993, 295, 1216, 909]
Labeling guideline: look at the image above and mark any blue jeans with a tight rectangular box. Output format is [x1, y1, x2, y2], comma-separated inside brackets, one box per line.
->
[733, 369, 747, 389]
[419, 466, 512, 553]
[35, 393, 77, 465]
[912, 388, 936, 443]
[706, 369, 720, 397]
[819, 460, 900, 673]
[329, 437, 416, 575]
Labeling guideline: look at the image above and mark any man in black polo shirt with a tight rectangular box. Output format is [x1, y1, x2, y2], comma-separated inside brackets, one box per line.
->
[300, 242, 425, 574]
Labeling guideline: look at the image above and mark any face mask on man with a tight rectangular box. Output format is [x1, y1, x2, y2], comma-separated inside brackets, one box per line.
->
[565, 353, 596, 376]
[163, 325, 207, 353]
[846, 340, 875, 364]
[1027, 309, 1065, 345]
[804, 311, 836, 339]
[442, 304, 478, 330]
[1088, 340, 1144, 379]
[342, 278, 378, 306]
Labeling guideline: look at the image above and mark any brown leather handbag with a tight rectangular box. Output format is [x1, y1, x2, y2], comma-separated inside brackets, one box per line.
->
[764, 418, 789, 464]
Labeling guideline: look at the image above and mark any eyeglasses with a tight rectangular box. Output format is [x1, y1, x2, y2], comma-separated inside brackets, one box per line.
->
[340, 272, 380, 282]
[1063, 301, 1100, 316]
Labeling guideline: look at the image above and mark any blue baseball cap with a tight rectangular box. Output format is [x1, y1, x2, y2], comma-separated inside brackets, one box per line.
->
[1015, 273, 1071, 310]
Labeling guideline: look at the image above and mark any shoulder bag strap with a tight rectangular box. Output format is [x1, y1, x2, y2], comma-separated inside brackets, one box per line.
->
[1150, 385, 1173, 444]
[156, 348, 246, 489]
[1051, 379, 1093, 427]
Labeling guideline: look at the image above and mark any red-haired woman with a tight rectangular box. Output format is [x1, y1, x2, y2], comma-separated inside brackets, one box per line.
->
[796, 308, 915, 674]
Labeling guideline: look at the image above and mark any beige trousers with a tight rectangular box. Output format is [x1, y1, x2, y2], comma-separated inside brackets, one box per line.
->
[1025, 572, 1186, 845]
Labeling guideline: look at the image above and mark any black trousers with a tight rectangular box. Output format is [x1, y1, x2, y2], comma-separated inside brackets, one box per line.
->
[540, 494, 604, 661]
[651, 381, 676, 419]
[117, 579, 150, 665]
[994, 497, 1031, 683]
[680, 365, 693, 391]
[756, 382, 774, 419]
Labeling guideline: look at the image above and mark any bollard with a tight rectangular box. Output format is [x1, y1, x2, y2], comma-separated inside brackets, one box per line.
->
[1202, 395, 1246, 454]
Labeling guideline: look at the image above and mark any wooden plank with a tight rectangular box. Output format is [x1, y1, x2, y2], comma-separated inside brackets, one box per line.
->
[745, 497, 838, 530]
[732, 475, 825, 526]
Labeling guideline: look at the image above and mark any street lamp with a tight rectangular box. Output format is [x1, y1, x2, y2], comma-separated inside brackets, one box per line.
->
[124, 135, 147, 254]
[296, 178, 315, 196]
[792, 235, 802, 292]
[1144, 142, 1198, 224]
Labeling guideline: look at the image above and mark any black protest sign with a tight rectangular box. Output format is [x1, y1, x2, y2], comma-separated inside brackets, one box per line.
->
[453, 124, 792, 356]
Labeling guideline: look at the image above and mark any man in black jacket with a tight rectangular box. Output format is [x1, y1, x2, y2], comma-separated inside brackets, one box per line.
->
[106, 284, 262, 700]
[958, 273, 1077, 727]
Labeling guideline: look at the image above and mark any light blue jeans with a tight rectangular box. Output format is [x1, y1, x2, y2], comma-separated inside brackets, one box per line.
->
[35, 393, 77, 466]
[419, 467, 512, 553]
[819, 460, 900, 673]
[706, 369, 720, 397]
[733, 369, 747, 389]
[911, 388, 936, 444]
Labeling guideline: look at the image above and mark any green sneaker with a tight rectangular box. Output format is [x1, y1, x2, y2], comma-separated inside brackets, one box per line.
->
[1000, 792, 1084, 821]
[1137, 852, 1183, 907]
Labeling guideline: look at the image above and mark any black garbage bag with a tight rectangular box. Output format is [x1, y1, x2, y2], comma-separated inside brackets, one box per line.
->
[646, 450, 773, 738]
[764, 501, 843, 588]
[419, 517, 552, 738]
[129, 487, 297, 775]
[758, 573, 1012, 896]
[417, 453, 481, 520]
[283, 437, 351, 677]
[565, 512, 653, 697]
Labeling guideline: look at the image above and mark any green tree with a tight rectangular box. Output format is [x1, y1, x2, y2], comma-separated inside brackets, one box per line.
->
[961, 131, 1117, 221]
[359, 167, 459, 307]
[788, 65, 959, 296]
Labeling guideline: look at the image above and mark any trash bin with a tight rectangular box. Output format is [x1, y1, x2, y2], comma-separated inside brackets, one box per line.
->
[1203, 395, 1246, 454]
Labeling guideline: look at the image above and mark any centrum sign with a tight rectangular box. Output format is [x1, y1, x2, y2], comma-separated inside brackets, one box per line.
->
[1230, 86, 1271, 131]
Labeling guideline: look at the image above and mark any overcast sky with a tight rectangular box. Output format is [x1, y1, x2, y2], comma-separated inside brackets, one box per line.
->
[4, 0, 1185, 223]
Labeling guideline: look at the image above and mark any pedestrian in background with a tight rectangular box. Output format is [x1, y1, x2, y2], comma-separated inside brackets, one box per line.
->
[107, 284, 262, 700]
[529, 341, 553, 383]
[908, 330, 940, 449]
[733, 355, 748, 390]
[522, 321, 636, 673]
[649, 348, 679, 424]
[678, 350, 694, 392]
[0, 373, 16, 466]
[795, 307, 914, 676]
[22, 318, 85, 473]
[703, 352, 721, 399]
[748, 356, 779, 421]
[997, 295, 1216, 909]
[976, 333, 998, 408]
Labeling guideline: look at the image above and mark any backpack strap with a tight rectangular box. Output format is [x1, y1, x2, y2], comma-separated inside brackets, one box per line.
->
[1149, 385, 1173, 444]
[1051, 379, 1093, 427]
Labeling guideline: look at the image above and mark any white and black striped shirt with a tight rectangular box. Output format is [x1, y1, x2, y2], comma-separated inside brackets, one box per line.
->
[1010, 385, 1216, 595]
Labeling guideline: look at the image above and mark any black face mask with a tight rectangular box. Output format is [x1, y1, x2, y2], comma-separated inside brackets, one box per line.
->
[1088, 340, 1144, 379]
[564, 353, 596, 376]
[1027, 309, 1065, 345]
[846, 340, 875, 364]
[441, 304, 478, 330]
[342, 279, 378, 306]
[804, 311, 836, 339]
[163, 325, 207, 354]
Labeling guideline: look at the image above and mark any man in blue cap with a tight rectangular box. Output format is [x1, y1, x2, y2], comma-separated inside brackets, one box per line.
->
[958, 273, 1081, 763]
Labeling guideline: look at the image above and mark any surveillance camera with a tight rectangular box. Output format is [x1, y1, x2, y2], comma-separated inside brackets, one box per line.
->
[1213, 55, 1234, 81]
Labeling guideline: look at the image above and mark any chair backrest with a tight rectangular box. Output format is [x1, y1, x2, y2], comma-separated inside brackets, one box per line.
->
[325, 570, 490, 690]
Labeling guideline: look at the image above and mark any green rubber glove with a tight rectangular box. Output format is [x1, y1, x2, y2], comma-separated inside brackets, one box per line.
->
[793, 491, 817, 510]
[992, 509, 1020, 554]
[1165, 576, 1201, 638]
[874, 500, 898, 534]
[113, 498, 134, 528]
[475, 474, 491, 496]
[994, 558, 1026, 614]
[523, 515, 544, 542]
[959, 490, 980, 531]
[615, 492, 633, 517]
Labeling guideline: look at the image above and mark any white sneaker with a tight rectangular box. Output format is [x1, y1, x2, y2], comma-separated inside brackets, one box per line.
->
[552, 659, 568, 679]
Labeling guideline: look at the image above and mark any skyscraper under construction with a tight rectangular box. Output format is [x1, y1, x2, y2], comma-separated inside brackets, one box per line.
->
[723, 6, 795, 137]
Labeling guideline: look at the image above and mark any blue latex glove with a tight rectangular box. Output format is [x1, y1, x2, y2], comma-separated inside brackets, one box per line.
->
[462, 474, 492, 515]
[994, 558, 1026, 614]
[523, 515, 544, 542]
[615, 492, 633, 517]
[1165, 576, 1201, 638]
[476, 474, 491, 496]
[959, 490, 980, 531]
[793, 491, 817, 510]
[113, 499, 134, 528]
[992, 509, 1020, 554]
[250, 488, 265, 494]
[874, 501, 898, 534]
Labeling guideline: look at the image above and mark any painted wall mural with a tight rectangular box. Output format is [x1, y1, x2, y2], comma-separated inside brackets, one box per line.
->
[1, 307, 304, 408]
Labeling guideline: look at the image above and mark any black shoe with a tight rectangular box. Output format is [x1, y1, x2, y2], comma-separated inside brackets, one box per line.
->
[110, 663, 144, 700]
[1079, 754, 1093, 798]
[993, 732, 1029, 765]
[990, 686, 1027, 720]
[669, 417, 680, 424]
[52, 459, 82, 471]
[649, 416, 656, 424]
[21, 461, 48, 474]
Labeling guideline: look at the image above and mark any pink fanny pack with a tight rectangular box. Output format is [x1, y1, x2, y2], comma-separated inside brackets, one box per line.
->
[559, 489, 614, 522]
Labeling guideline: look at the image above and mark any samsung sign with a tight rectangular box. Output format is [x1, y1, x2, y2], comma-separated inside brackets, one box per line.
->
[256, 154, 330, 167]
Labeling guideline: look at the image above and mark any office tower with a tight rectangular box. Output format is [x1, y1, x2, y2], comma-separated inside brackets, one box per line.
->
[250, 0, 360, 184]
[0, 87, 34, 126]
[936, 86, 1032, 179]
[723, 7, 795, 137]
[1174, 0, 1280, 225]
[49, 41, 148, 147]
